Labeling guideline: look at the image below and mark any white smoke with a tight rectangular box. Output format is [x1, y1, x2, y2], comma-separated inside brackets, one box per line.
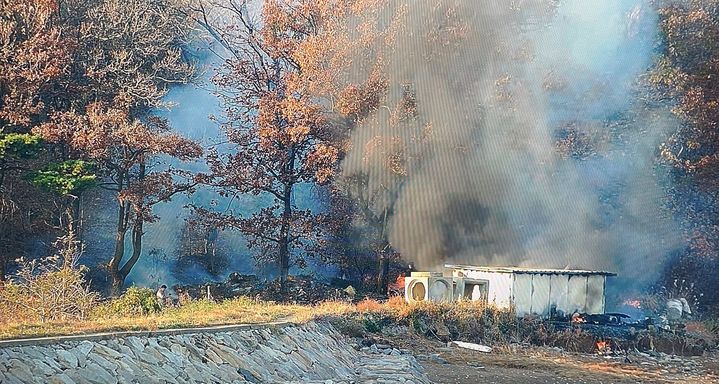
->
[341, 0, 682, 289]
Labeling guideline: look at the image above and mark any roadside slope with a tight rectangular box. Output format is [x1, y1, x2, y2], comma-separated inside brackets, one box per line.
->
[0, 321, 429, 384]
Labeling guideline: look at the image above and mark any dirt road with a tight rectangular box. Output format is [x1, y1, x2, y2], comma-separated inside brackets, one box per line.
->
[393, 337, 719, 384]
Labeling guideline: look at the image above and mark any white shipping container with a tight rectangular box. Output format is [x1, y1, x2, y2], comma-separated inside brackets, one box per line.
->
[447, 265, 615, 317]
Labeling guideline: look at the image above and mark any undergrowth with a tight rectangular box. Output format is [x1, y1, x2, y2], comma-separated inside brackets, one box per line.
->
[0, 232, 98, 324]
[94, 287, 161, 317]
[0, 289, 524, 342]
[331, 297, 536, 346]
[2, 291, 715, 355]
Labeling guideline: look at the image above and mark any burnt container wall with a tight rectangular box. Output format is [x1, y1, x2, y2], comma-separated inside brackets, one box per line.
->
[567, 275, 588, 313]
[549, 274, 570, 314]
[513, 274, 571, 317]
[448, 267, 609, 317]
[514, 273, 606, 317]
[585, 275, 605, 314]
[530, 274, 552, 315]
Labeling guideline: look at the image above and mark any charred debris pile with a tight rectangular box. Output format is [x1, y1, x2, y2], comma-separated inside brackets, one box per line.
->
[339, 302, 715, 358]
[544, 295, 713, 356]
[539, 315, 712, 357]
[397, 266, 717, 356]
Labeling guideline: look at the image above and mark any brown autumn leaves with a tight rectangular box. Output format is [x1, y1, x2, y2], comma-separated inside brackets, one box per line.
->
[2, 0, 719, 299]
[1, 0, 202, 291]
[650, 1, 719, 301]
[0, 0, 425, 292]
[191, 0, 416, 286]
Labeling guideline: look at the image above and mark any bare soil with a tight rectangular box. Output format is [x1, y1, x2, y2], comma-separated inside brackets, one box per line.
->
[390, 336, 719, 384]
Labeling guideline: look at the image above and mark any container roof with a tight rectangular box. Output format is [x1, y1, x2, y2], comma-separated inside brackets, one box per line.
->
[445, 264, 616, 276]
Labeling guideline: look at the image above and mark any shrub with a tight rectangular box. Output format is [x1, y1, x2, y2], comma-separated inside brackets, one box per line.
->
[334, 299, 526, 346]
[328, 316, 366, 338]
[0, 233, 98, 323]
[97, 287, 161, 317]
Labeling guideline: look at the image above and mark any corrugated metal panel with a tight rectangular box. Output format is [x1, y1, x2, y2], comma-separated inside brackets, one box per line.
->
[549, 274, 569, 314]
[512, 274, 533, 316]
[586, 275, 605, 314]
[448, 265, 610, 316]
[567, 275, 588, 313]
[530, 274, 551, 315]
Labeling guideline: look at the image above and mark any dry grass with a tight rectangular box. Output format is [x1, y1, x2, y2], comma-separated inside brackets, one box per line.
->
[0, 296, 516, 342]
[0, 297, 345, 340]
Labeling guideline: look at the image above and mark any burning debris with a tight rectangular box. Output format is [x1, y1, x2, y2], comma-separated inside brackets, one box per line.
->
[595, 339, 611, 355]
[568, 312, 634, 326]
[623, 298, 642, 309]
[401, 264, 715, 356]
[387, 272, 407, 297]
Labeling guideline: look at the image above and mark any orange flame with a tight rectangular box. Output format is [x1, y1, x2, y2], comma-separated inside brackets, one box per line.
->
[387, 273, 406, 296]
[596, 340, 610, 354]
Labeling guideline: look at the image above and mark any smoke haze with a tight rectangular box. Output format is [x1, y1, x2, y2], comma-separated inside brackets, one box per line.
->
[76, 0, 682, 293]
[341, 0, 682, 289]
[81, 41, 331, 289]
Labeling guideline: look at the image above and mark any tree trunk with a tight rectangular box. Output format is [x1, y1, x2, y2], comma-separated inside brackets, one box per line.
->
[115, 163, 146, 294]
[0, 256, 5, 282]
[71, 194, 84, 244]
[376, 252, 390, 294]
[109, 201, 128, 296]
[108, 224, 127, 297]
[376, 208, 391, 294]
[0, 160, 7, 282]
[278, 182, 292, 290]
[0, 157, 6, 191]
[118, 216, 143, 284]
[109, 174, 128, 296]
[278, 141, 296, 291]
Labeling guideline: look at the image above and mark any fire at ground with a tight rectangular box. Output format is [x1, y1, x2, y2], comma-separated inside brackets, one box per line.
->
[162, 263, 715, 358]
[401, 265, 716, 357]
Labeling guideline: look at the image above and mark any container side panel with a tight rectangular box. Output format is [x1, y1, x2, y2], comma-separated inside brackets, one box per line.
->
[513, 274, 533, 316]
[549, 274, 569, 315]
[458, 270, 513, 308]
[567, 275, 588, 313]
[530, 274, 551, 316]
[586, 275, 605, 314]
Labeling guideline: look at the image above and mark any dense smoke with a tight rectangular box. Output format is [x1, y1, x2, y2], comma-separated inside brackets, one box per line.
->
[342, 0, 682, 288]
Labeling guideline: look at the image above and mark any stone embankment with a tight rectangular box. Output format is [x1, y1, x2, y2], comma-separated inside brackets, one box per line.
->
[0, 322, 430, 384]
